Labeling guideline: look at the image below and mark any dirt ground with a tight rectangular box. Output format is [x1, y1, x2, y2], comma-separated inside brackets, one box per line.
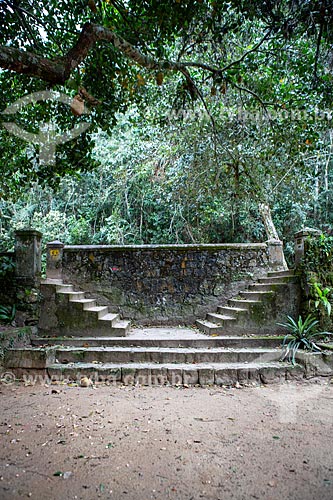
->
[0, 379, 333, 500]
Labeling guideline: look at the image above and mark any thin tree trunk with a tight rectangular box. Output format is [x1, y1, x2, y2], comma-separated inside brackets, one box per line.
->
[259, 202, 288, 269]
[258, 203, 280, 240]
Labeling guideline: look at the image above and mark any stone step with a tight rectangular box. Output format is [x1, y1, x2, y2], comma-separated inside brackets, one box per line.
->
[258, 276, 298, 284]
[99, 313, 120, 325]
[206, 313, 237, 325]
[249, 283, 287, 292]
[67, 292, 86, 300]
[31, 336, 284, 349]
[240, 291, 275, 301]
[228, 299, 262, 310]
[195, 319, 230, 335]
[71, 299, 96, 309]
[46, 361, 304, 386]
[42, 278, 63, 285]
[217, 306, 248, 318]
[267, 270, 295, 277]
[111, 320, 131, 336]
[56, 284, 74, 293]
[54, 346, 282, 365]
[84, 305, 109, 319]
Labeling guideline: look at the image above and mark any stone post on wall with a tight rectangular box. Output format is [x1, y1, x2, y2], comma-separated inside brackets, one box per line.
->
[46, 240, 64, 280]
[14, 229, 42, 327]
[294, 228, 321, 268]
[266, 239, 287, 270]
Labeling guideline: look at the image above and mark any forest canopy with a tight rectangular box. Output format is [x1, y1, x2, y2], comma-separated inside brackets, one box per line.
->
[0, 0, 333, 253]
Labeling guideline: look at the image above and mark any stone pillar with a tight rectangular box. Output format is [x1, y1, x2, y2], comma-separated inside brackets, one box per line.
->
[266, 239, 287, 270]
[46, 240, 64, 279]
[14, 229, 43, 327]
[294, 228, 321, 268]
[14, 229, 42, 284]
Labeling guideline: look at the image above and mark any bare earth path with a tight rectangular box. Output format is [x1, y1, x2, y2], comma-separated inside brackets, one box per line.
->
[0, 381, 332, 500]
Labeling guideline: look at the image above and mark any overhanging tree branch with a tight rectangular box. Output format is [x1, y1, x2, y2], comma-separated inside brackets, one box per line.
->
[0, 22, 265, 86]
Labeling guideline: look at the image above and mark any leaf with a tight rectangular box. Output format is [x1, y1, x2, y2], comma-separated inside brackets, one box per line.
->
[137, 74, 145, 86]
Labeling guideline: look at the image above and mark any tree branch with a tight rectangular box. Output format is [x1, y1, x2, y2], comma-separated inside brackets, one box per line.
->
[0, 22, 272, 94]
[0, 22, 228, 85]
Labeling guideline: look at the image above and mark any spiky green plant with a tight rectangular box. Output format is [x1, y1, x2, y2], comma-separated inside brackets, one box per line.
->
[278, 315, 332, 365]
[312, 283, 331, 317]
[0, 305, 16, 325]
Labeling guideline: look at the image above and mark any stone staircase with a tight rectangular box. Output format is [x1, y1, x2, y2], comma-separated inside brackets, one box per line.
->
[4, 327, 305, 387]
[5, 337, 304, 386]
[3, 270, 308, 386]
[196, 270, 300, 336]
[39, 278, 130, 337]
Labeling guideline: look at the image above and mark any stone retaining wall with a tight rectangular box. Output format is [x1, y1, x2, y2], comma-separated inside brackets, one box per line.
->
[59, 242, 279, 324]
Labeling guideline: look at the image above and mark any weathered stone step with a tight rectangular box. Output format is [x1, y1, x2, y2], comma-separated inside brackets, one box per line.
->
[56, 284, 74, 293]
[54, 346, 281, 364]
[206, 313, 236, 325]
[83, 305, 109, 319]
[240, 291, 275, 301]
[258, 276, 298, 284]
[99, 313, 120, 324]
[228, 299, 262, 310]
[217, 306, 248, 317]
[46, 361, 304, 386]
[249, 283, 287, 292]
[267, 270, 295, 277]
[195, 319, 231, 335]
[42, 278, 63, 285]
[31, 336, 284, 348]
[71, 298, 96, 308]
[65, 291, 86, 300]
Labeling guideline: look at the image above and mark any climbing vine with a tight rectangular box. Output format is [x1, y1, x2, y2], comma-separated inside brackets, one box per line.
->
[299, 233, 333, 330]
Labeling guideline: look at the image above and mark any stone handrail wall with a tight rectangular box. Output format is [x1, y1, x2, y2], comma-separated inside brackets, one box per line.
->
[55, 242, 281, 325]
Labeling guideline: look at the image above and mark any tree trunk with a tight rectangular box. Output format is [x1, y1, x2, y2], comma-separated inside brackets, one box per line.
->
[258, 202, 280, 240]
[259, 202, 288, 269]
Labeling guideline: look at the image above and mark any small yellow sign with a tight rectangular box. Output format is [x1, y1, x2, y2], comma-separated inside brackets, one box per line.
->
[50, 249, 60, 257]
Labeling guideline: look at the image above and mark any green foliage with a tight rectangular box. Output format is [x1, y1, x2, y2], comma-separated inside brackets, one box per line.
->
[0, 256, 15, 278]
[312, 282, 331, 317]
[278, 314, 331, 365]
[0, 0, 332, 197]
[305, 234, 333, 269]
[0, 1, 332, 247]
[0, 304, 16, 325]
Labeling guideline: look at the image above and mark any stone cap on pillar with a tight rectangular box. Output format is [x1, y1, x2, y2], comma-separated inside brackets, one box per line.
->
[294, 227, 321, 239]
[265, 238, 283, 246]
[47, 240, 65, 248]
[294, 228, 321, 267]
[15, 229, 43, 241]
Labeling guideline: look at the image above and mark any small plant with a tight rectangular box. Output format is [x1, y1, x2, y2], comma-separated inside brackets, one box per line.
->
[278, 314, 332, 365]
[311, 282, 331, 317]
[0, 304, 16, 325]
[0, 256, 15, 278]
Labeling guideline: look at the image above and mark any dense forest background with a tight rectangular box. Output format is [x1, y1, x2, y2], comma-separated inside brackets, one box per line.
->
[0, 0, 333, 261]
